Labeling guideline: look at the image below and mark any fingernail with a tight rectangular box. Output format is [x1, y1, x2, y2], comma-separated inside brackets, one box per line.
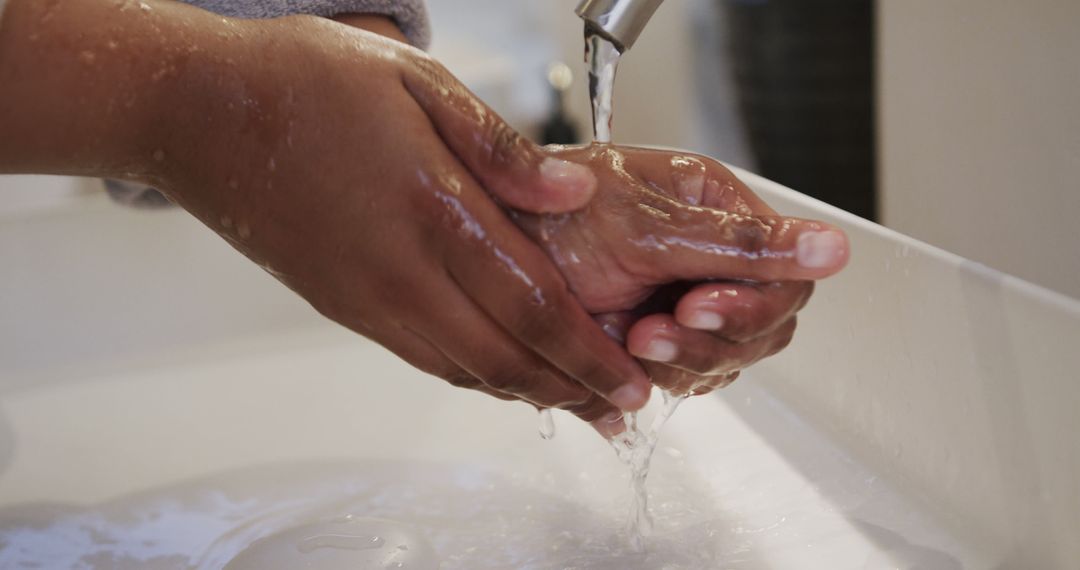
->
[539, 157, 595, 194]
[685, 309, 723, 331]
[639, 338, 678, 362]
[591, 411, 627, 438]
[797, 230, 847, 269]
[610, 383, 649, 411]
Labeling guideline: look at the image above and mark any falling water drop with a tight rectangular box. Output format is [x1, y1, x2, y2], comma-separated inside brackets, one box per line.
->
[538, 408, 556, 440]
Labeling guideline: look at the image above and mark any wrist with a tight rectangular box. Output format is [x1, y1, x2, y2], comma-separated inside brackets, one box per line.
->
[0, 0, 240, 184]
[153, 15, 324, 217]
[0, 1, 173, 179]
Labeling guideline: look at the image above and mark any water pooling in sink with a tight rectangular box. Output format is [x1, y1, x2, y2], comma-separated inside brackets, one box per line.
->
[0, 460, 736, 569]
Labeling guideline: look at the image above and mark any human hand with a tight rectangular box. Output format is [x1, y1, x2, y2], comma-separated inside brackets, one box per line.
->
[207, 15, 845, 423]
[136, 11, 656, 429]
[391, 46, 849, 403]
[498, 145, 849, 397]
[0, 0, 840, 435]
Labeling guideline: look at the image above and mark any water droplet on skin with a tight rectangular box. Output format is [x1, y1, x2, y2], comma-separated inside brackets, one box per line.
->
[139, 2, 152, 12]
[228, 178, 239, 190]
[220, 216, 233, 229]
[78, 50, 96, 65]
[153, 149, 164, 162]
[267, 158, 276, 172]
[237, 223, 252, 240]
[537, 408, 555, 440]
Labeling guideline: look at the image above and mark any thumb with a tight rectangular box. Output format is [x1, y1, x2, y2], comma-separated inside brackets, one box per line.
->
[627, 196, 851, 282]
[403, 56, 595, 213]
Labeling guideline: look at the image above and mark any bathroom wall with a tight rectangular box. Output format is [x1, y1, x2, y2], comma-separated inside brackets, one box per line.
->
[878, 0, 1080, 299]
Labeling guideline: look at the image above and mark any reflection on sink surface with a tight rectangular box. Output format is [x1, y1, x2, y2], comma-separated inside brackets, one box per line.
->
[0, 328, 989, 569]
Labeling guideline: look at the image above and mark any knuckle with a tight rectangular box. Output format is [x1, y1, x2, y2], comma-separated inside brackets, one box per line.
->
[731, 216, 772, 255]
[484, 118, 526, 171]
[768, 319, 798, 355]
[442, 371, 479, 389]
[407, 53, 453, 92]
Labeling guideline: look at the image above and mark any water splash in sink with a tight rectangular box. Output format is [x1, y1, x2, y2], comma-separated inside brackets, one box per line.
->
[609, 391, 687, 551]
[0, 460, 741, 569]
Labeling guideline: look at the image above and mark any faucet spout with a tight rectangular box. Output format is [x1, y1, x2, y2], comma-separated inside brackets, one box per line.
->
[575, 0, 665, 53]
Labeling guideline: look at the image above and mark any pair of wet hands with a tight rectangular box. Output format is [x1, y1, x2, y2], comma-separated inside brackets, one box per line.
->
[337, 16, 847, 435]
[187, 15, 850, 438]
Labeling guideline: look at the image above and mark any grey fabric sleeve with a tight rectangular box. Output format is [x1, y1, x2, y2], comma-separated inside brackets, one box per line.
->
[5, 1, 430, 47]
[184, 0, 430, 49]
[107, 0, 429, 208]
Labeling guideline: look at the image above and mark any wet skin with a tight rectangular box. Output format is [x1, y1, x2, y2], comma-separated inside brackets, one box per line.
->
[402, 41, 850, 429]
[512, 145, 847, 398]
[0, 1, 849, 435]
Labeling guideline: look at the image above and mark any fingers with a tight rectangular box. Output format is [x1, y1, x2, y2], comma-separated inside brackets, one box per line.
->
[409, 134, 653, 411]
[674, 281, 813, 343]
[402, 56, 596, 213]
[625, 196, 851, 282]
[383, 321, 626, 435]
[365, 323, 518, 402]
[626, 313, 797, 377]
[608, 147, 848, 281]
[444, 236, 652, 411]
[565, 393, 627, 438]
[622, 147, 776, 215]
[412, 286, 596, 410]
[408, 279, 630, 426]
[643, 362, 740, 397]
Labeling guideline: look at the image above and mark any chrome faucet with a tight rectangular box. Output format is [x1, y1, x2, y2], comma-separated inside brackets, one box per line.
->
[575, 0, 665, 53]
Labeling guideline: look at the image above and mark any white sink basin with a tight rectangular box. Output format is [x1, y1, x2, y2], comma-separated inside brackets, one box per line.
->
[0, 168, 1076, 568]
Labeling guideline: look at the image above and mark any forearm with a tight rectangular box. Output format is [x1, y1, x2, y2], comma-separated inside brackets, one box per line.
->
[0, 0, 229, 180]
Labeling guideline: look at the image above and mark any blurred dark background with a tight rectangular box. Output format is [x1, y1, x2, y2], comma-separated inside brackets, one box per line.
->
[725, 0, 876, 221]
